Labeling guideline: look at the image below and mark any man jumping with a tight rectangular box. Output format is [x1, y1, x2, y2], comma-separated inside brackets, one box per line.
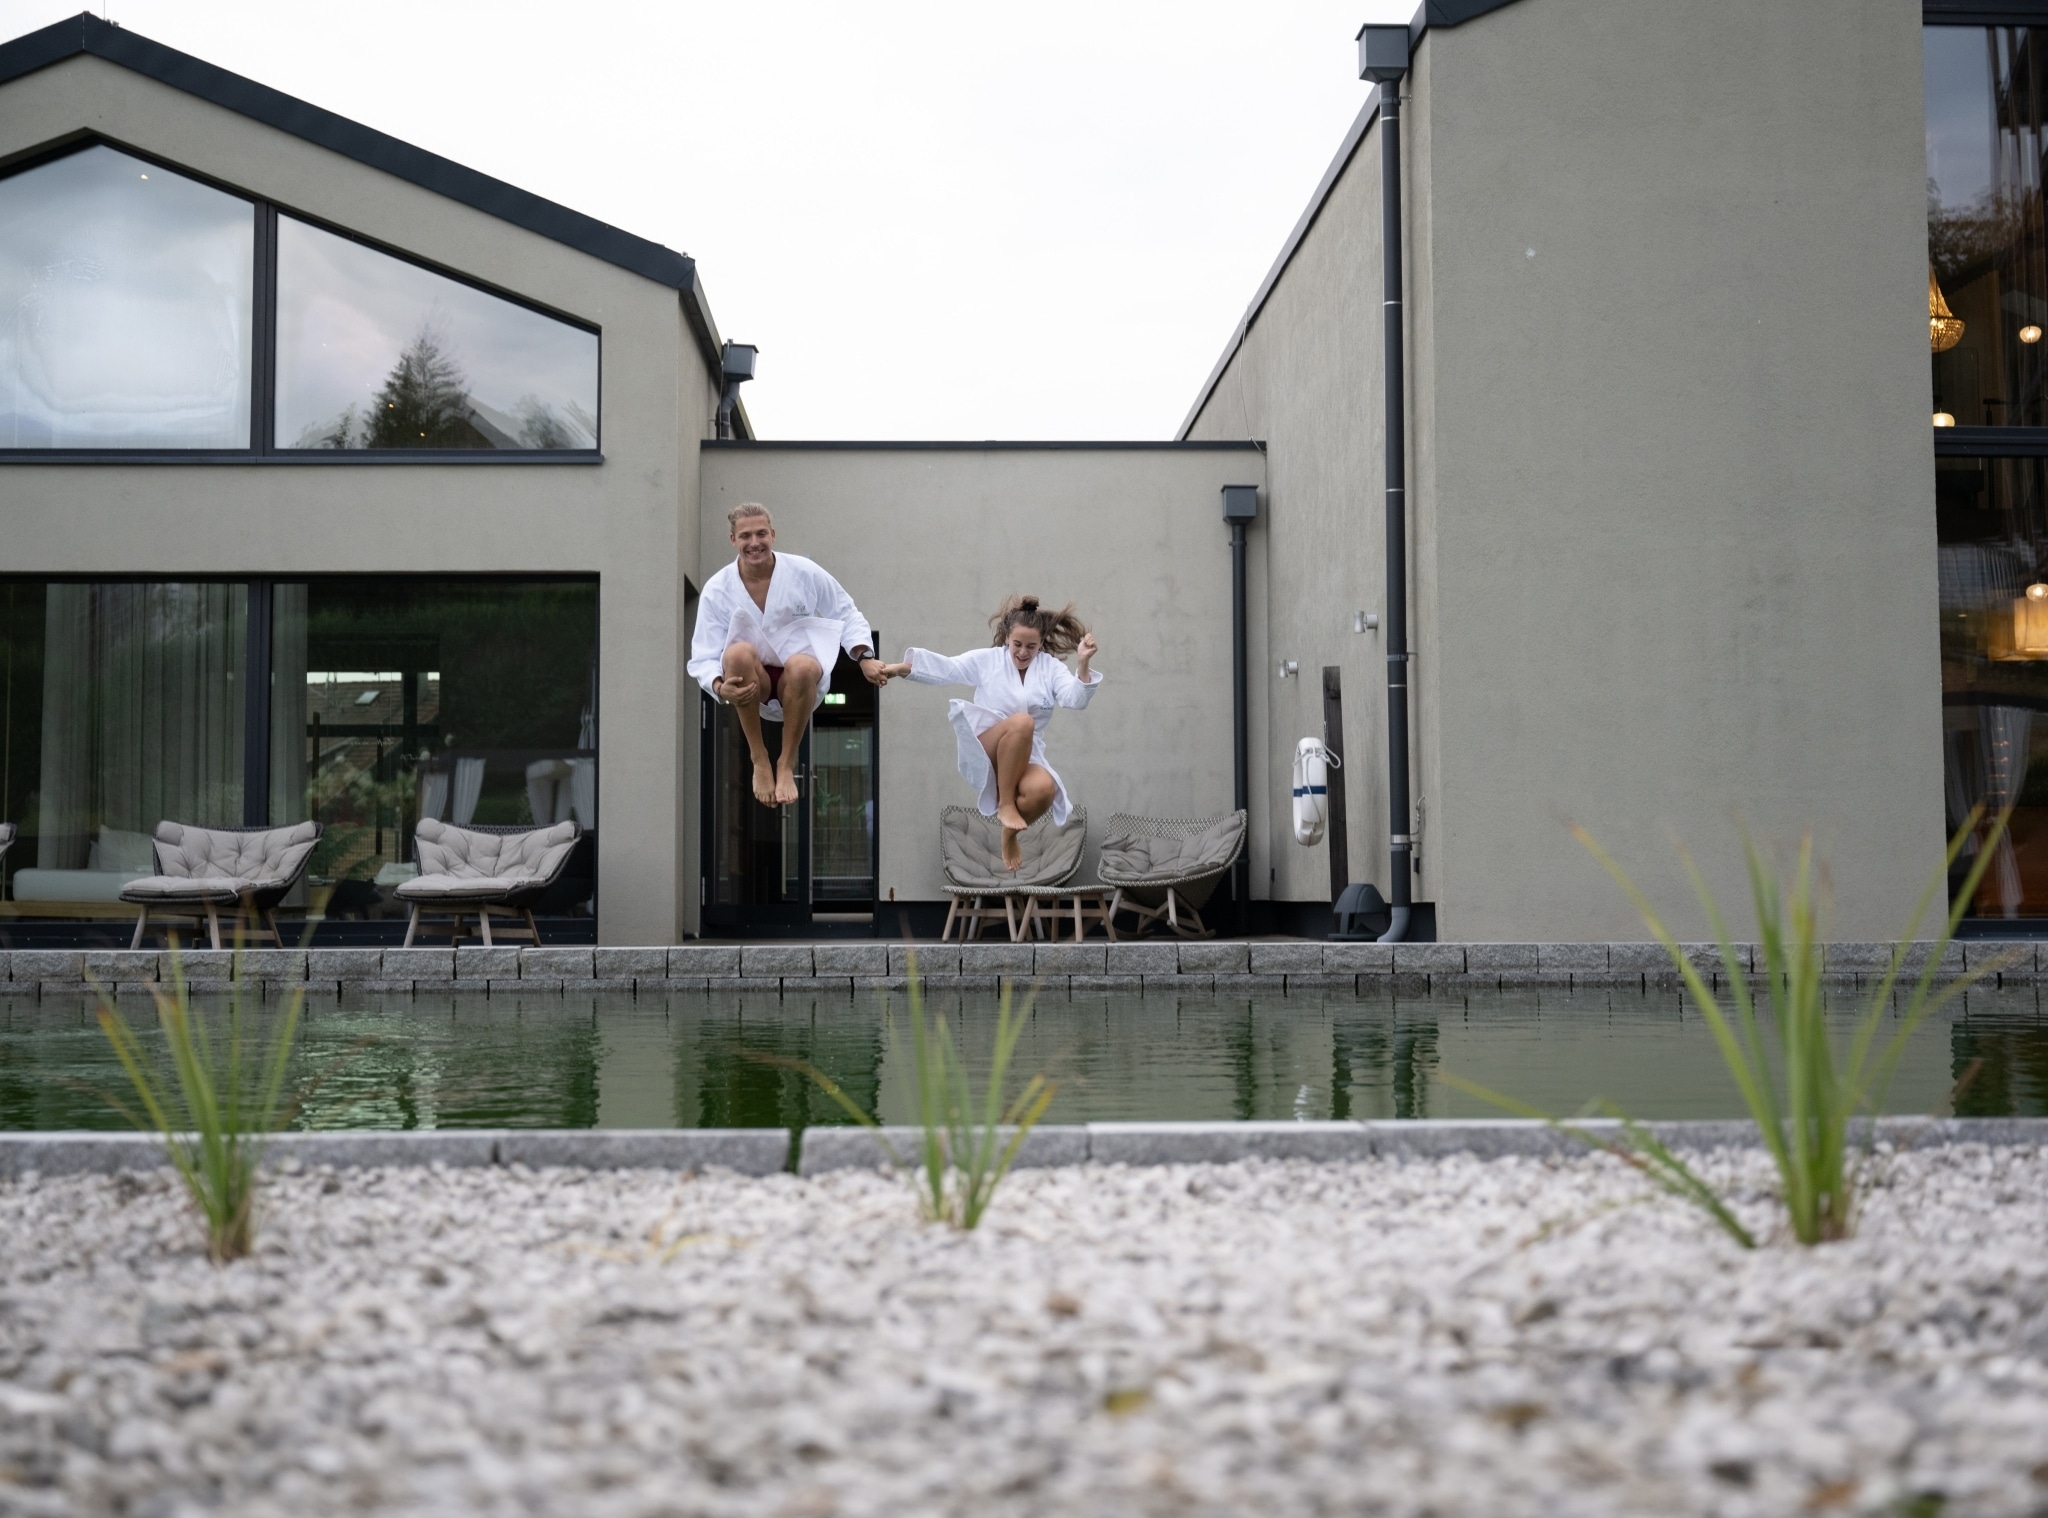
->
[689, 502, 886, 806]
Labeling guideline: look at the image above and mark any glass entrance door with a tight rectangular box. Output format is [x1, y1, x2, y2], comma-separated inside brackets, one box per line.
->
[701, 647, 879, 933]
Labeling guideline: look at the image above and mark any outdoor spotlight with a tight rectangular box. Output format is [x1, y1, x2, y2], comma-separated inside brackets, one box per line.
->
[1933, 411, 1957, 427]
[2025, 325, 2044, 345]
[2028, 583, 2048, 602]
[1356, 23, 1410, 84]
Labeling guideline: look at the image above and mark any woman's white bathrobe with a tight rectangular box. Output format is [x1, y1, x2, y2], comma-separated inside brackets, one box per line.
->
[687, 553, 874, 721]
[903, 645, 1101, 825]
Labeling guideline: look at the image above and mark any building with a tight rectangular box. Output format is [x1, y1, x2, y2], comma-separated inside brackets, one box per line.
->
[0, 1, 2030, 945]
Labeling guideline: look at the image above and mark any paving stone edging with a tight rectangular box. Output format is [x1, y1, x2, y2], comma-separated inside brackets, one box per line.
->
[2, 1117, 2040, 1179]
[0, 939, 2034, 999]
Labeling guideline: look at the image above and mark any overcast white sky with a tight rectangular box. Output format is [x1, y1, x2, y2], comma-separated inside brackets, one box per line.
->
[0, 0, 1412, 439]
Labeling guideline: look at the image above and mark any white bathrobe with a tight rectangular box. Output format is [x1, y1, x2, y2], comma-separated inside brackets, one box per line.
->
[688, 553, 874, 720]
[903, 645, 1101, 825]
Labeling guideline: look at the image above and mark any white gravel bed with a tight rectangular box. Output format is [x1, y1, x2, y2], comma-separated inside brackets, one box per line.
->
[1, 1146, 2045, 1517]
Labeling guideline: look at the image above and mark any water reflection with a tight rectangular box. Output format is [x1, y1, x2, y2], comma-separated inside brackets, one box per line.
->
[2, 984, 2043, 1133]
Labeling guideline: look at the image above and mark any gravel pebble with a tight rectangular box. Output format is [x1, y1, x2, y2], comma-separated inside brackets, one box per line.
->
[0, 1146, 2045, 1516]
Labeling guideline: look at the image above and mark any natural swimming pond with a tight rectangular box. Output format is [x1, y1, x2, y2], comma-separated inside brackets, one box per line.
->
[2, 985, 2044, 1131]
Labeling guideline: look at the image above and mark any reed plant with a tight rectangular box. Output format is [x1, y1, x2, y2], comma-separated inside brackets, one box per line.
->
[777, 954, 1056, 1230]
[94, 941, 304, 1262]
[1453, 813, 2011, 1247]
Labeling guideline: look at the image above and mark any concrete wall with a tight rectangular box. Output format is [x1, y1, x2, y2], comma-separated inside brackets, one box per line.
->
[1189, 0, 1943, 941]
[697, 445, 1265, 902]
[0, 55, 721, 944]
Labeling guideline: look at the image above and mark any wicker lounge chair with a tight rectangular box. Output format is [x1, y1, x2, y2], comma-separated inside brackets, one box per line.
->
[1097, 810, 1247, 940]
[396, 819, 580, 946]
[939, 806, 1086, 942]
[121, 820, 323, 949]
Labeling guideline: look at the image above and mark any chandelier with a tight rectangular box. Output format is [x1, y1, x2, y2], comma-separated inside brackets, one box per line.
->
[1930, 267, 1965, 353]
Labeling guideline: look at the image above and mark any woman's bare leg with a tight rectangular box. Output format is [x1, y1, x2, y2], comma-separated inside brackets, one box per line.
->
[1017, 766, 1056, 826]
[978, 713, 1036, 869]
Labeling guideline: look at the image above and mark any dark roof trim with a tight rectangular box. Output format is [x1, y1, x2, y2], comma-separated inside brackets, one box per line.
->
[0, 14, 696, 294]
[1922, 1, 2048, 19]
[701, 440, 1265, 451]
[1176, 0, 1526, 439]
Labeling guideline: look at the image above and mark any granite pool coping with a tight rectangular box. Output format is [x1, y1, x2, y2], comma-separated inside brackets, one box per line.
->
[0, 938, 2034, 999]
[2, 1117, 2041, 1178]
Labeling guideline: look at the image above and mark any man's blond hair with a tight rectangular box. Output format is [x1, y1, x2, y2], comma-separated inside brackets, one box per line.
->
[727, 502, 773, 533]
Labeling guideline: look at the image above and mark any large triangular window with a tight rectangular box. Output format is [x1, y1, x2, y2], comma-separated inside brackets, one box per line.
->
[0, 141, 599, 455]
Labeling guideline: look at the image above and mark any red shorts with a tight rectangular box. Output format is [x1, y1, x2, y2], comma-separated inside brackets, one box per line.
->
[761, 663, 786, 703]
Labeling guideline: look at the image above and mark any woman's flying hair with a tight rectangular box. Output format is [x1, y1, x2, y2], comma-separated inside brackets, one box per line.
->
[989, 594, 1086, 657]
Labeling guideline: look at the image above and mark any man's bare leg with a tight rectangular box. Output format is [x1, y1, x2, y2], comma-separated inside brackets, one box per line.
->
[771, 655, 823, 807]
[978, 713, 1037, 869]
[722, 642, 778, 806]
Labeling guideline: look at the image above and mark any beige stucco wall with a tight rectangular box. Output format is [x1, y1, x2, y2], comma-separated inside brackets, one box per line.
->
[697, 446, 1264, 902]
[0, 55, 721, 943]
[1189, 0, 1943, 941]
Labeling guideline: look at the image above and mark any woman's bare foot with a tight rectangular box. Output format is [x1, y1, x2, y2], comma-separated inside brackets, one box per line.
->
[774, 764, 800, 806]
[996, 802, 1028, 832]
[1001, 826, 1023, 872]
[751, 756, 777, 806]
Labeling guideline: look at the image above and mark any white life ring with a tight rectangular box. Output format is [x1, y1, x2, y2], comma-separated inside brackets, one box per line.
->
[1292, 737, 1340, 845]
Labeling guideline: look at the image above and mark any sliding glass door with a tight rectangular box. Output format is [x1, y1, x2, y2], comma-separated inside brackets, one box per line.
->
[0, 576, 597, 930]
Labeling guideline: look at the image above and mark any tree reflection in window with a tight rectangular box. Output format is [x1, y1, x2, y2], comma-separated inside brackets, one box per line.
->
[275, 216, 597, 451]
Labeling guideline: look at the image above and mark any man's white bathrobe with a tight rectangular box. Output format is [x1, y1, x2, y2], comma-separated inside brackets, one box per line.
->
[688, 553, 874, 720]
[902, 645, 1101, 825]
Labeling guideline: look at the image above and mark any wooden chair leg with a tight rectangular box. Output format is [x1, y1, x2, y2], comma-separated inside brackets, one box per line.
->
[263, 908, 283, 948]
[941, 897, 959, 942]
[525, 909, 542, 945]
[130, 906, 147, 951]
[1005, 895, 1023, 942]
[204, 901, 222, 951]
[403, 904, 420, 948]
[479, 907, 494, 947]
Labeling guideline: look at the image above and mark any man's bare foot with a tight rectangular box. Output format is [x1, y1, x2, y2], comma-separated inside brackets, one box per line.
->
[774, 766, 800, 807]
[1001, 827, 1023, 872]
[996, 803, 1028, 833]
[751, 757, 777, 806]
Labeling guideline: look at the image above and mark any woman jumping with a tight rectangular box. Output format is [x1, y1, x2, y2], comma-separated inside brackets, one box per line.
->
[881, 596, 1100, 871]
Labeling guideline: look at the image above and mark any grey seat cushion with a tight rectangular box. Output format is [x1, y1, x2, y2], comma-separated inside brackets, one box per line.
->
[148, 820, 320, 891]
[119, 875, 248, 904]
[940, 807, 1085, 891]
[395, 874, 550, 902]
[396, 819, 578, 902]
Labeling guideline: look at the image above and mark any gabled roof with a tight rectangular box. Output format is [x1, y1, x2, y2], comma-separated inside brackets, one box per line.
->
[0, 13, 695, 293]
[1177, 0, 1527, 438]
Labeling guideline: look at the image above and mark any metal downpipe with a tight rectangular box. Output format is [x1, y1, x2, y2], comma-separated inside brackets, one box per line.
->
[1376, 77, 1413, 945]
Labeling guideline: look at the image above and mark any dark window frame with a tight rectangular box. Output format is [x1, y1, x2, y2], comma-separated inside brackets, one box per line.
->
[0, 135, 603, 465]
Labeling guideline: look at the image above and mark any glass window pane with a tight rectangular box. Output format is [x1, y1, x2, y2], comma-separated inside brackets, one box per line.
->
[280, 579, 598, 926]
[275, 217, 599, 450]
[0, 581, 248, 917]
[0, 146, 254, 449]
[1926, 26, 2048, 428]
[1937, 455, 2048, 917]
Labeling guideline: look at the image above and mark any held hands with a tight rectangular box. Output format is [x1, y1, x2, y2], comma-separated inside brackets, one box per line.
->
[875, 661, 912, 682]
[1076, 633, 1098, 678]
[859, 657, 893, 688]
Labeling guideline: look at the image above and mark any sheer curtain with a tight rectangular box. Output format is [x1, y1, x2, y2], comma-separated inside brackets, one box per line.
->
[37, 583, 246, 868]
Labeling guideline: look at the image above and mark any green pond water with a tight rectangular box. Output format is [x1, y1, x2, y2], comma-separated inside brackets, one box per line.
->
[2, 986, 2044, 1132]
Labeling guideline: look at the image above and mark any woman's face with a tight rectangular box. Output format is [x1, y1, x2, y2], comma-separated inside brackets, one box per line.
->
[1006, 624, 1043, 670]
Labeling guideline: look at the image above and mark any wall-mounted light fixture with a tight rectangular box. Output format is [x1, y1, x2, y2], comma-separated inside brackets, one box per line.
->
[1353, 611, 1379, 633]
[2024, 325, 2044, 345]
[1931, 268, 1965, 353]
[1279, 660, 1300, 678]
[1934, 411, 1957, 427]
[715, 341, 758, 439]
